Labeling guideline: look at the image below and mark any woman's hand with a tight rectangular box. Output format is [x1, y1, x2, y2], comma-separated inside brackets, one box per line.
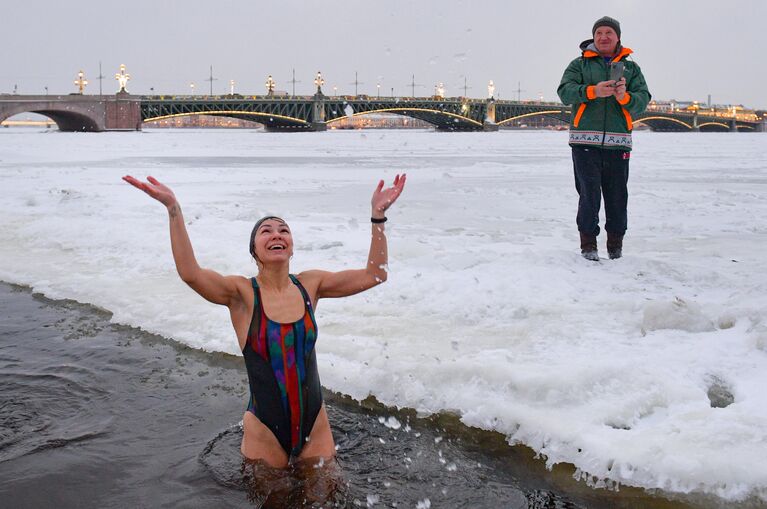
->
[122, 175, 178, 208]
[304, 174, 407, 300]
[371, 174, 407, 219]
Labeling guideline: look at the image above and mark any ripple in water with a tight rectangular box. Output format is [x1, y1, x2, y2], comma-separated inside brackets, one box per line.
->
[199, 402, 583, 508]
[200, 424, 349, 508]
[0, 367, 111, 463]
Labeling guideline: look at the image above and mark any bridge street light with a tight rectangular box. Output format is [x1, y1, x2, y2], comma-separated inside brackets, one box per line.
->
[266, 75, 275, 96]
[74, 70, 88, 94]
[488, 80, 495, 99]
[377, 82, 380, 98]
[190, 82, 195, 96]
[314, 71, 324, 94]
[115, 64, 130, 93]
[230, 79, 235, 95]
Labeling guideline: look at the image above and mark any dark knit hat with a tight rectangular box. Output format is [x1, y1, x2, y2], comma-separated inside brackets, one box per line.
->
[592, 16, 621, 39]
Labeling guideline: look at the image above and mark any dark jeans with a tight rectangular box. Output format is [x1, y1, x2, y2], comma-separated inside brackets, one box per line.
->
[571, 146, 630, 237]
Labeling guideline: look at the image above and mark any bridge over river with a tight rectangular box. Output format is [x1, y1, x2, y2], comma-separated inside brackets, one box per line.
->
[1, 92, 764, 133]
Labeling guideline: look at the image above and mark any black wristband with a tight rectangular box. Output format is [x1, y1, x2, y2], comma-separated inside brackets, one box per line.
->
[371, 216, 387, 224]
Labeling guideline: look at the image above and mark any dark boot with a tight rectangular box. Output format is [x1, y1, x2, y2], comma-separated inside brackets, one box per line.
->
[579, 232, 599, 261]
[607, 232, 624, 260]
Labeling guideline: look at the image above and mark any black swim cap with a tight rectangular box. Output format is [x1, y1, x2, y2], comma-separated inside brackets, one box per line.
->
[249, 216, 286, 261]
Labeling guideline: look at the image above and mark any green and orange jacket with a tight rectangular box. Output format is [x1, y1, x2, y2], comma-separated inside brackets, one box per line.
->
[557, 40, 651, 151]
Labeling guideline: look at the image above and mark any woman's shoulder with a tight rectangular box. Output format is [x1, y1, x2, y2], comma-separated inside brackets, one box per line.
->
[294, 270, 326, 299]
[226, 274, 254, 294]
[294, 270, 325, 286]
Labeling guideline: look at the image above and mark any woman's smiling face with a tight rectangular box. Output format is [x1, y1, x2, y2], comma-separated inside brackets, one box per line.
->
[252, 218, 293, 264]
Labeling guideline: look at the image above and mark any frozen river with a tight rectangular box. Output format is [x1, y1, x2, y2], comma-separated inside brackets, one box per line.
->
[1, 127, 766, 505]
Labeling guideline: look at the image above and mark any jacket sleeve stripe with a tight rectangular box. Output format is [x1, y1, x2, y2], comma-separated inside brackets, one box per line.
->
[617, 92, 631, 106]
[573, 103, 587, 128]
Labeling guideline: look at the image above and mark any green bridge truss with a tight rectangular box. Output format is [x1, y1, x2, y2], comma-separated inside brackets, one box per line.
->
[140, 95, 763, 132]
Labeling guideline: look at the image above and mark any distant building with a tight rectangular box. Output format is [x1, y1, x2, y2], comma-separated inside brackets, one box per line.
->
[329, 113, 431, 129]
[143, 115, 264, 129]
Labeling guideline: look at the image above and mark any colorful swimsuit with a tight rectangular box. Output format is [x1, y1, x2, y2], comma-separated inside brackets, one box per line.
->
[242, 275, 322, 458]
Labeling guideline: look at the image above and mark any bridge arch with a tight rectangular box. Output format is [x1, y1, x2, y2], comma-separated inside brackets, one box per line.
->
[697, 121, 730, 132]
[0, 103, 102, 131]
[142, 110, 308, 129]
[496, 110, 569, 126]
[326, 107, 482, 130]
[634, 116, 693, 131]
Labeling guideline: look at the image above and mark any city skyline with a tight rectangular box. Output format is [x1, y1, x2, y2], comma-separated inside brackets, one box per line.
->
[2, 0, 765, 109]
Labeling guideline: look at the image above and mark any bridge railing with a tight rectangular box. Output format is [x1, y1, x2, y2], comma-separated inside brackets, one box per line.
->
[141, 94, 317, 101]
[138, 94, 568, 107]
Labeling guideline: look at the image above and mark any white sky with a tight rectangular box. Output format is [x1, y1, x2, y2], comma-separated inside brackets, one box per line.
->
[2, 0, 765, 108]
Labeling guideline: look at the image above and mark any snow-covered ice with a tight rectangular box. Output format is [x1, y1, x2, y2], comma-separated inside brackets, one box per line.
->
[1, 128, 766, 503]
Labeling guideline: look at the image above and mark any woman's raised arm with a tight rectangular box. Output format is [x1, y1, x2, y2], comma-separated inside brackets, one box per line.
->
[301, 174, 406, 300]
[122, 175, 241, 306]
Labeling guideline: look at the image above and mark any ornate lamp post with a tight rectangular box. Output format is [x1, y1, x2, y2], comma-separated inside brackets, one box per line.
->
[74, 70, 88, 94]
[435, 82, 445, 99]
[115, 65, 130, 93]
[229, 79, 235, 95]
[265, 75, 275, 96]
[487, 80, 495, 99]
[314, 71, 324, 94]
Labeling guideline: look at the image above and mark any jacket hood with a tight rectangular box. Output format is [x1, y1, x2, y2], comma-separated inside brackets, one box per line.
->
[579, 39, 632, 61]
[580, 39, 597, 53]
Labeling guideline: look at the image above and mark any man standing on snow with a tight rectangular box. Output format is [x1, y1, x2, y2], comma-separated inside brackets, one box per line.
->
[557, 16, 650, 261]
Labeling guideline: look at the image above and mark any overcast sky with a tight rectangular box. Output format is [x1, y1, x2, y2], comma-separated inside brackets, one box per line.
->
[3, 0, 765, 109]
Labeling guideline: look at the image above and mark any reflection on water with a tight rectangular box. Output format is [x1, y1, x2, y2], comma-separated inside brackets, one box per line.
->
[201, 425, 349, 508]
[241, 457, 347, 508]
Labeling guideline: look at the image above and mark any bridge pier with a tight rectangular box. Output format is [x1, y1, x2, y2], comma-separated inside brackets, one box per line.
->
[105, 92, 142, 131]
[483, 99, 499, 131]
[310, 92, 327, 132]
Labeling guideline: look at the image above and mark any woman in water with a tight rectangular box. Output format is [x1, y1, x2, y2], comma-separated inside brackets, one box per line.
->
[123, 174, 405, 470]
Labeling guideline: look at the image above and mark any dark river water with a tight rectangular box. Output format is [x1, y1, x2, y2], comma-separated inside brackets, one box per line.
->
[0, 282, 722, 508]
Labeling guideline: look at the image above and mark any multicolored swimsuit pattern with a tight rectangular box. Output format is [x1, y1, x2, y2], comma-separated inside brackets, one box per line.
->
[242, 275, 323, 458]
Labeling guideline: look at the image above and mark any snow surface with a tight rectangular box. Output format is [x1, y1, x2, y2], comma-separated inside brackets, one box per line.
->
[1, 128, 766, 503]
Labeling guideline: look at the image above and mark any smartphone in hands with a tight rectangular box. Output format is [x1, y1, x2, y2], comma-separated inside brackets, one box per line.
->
[609, 62, 625, 84]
